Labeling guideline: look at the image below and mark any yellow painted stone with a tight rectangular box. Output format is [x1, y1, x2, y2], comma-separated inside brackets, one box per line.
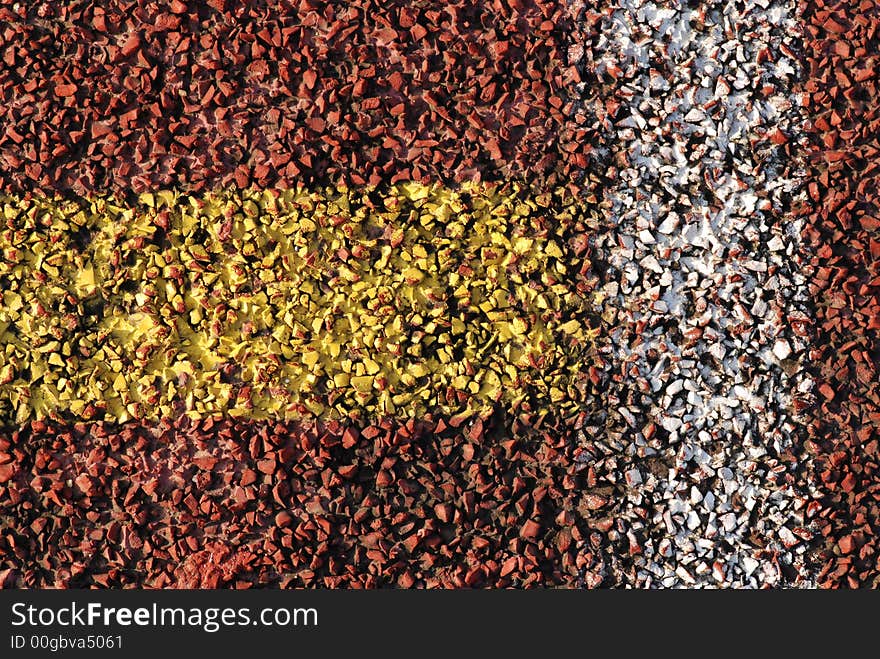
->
[0, 184, 602, 423]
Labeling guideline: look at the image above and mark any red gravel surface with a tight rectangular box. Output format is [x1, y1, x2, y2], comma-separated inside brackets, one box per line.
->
[801, 0, 880, 587]
[0, 413, 611, 588]
[0, 0, 588, 195]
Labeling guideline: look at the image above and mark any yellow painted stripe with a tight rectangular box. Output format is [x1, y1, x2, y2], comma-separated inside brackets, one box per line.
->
[0, 184, 601, 424]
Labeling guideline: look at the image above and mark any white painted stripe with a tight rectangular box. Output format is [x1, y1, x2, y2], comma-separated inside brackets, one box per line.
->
[589, 0, 811, 587]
